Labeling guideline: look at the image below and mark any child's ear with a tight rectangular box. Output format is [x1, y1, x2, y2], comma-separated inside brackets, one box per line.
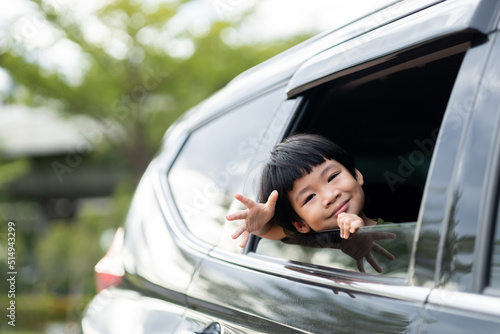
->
[292, 221, 311, 233]
[355, 169, 364, 186]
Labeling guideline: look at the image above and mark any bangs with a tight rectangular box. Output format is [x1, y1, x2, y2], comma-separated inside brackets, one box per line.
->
[269, 153, 327, 195]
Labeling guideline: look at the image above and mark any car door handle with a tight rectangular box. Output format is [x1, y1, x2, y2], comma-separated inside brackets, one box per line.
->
[181, 322, 221, 334]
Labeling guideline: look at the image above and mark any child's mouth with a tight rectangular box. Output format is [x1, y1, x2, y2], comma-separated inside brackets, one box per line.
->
[332, 200, 349, 217]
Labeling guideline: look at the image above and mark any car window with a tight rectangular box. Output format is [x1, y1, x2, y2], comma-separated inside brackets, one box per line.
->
[254, 40, 468, 276]
[168, 88, 285, 245]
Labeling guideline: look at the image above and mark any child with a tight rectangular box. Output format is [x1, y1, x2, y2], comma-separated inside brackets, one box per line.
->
[227, 134, 388, 249]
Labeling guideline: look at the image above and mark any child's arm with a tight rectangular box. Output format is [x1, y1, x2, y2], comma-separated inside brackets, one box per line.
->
[227, 191, 285, 247]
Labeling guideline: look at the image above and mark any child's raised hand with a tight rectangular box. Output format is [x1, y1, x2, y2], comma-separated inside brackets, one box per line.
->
[337, 212, 365, 239]
[227, 190, 278, 247]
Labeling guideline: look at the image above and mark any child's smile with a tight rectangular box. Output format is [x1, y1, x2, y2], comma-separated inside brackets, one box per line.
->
[288, 159, 366, 233]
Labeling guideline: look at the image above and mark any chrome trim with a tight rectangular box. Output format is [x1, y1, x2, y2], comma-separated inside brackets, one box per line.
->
[427, 289, 500, 317]
[210, 247, 430, 304]
[152, 133, 215, 256]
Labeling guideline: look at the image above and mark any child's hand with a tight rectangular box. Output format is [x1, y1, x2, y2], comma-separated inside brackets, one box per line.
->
[227, 190, 278, 247]
[337, 212, 365, 239]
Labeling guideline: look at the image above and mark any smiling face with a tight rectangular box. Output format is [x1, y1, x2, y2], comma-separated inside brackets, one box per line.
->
[288, 159, 365, 233]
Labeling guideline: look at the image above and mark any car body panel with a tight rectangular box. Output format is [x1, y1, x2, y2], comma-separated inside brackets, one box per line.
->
[121, 161, 207, 293]
[417, 29, 500, 332]
[82, 288, 186, 334]
[419, 290, 500, 333]
[82, 0, 500, 332]
[187, 249, 429, 333]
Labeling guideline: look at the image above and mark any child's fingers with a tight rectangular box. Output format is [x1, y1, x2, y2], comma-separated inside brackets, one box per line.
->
[234, 193, 255, 208]
[266, 190, 278, 208]
[338, 213, 363, 239]
[339, 223, 350, 239]
[338, 213, 349, 239]
[341, 226, 351, 239]
[239, 231, 250, 248]
[349, 219, 364, 234]
[226, 210, 248, 221]
[231, 221, 247, 239]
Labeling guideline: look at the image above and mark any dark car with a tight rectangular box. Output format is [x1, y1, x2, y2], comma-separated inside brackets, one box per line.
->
[82, 0, 500, 333]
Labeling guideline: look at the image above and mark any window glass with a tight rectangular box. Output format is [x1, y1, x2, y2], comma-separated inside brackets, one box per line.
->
[218, 98, 298, 252]
[168, 88, 285, 245]
[257, 223, 416, 277]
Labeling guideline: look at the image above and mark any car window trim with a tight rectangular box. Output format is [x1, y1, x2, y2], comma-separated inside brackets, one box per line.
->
[477, 63, 500, 293]
[209, 244, 431, 303]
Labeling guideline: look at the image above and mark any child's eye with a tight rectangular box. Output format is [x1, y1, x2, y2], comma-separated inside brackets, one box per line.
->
[328, 173, 340, 182]
[304, 194, 314, 205]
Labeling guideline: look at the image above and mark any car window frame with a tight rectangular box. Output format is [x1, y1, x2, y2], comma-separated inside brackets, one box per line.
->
[475, 34, 500, 295]
[244, 44, 475, 283]
[165, 84, 291, 248]
[286, 0, 499, 99]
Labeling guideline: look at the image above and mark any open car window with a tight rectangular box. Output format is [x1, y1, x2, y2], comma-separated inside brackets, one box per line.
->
[253, 35, 470, 276]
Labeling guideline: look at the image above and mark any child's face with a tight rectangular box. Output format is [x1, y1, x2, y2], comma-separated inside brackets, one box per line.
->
[288, 159, 365, 233]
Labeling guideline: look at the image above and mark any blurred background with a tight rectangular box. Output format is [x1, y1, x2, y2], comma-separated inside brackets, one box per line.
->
[0, 0, 391, 332]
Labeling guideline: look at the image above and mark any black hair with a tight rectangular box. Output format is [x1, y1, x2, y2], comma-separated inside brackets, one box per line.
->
[258, 134, 356, 233]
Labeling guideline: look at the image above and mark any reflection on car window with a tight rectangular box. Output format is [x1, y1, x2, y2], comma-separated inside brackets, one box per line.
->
[256, 223, 416, 277]
[168, 89, 284, 245]
[490, 201, 500, 288]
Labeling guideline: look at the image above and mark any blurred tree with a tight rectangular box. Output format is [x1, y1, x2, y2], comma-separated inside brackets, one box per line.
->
[0, 2, 314, 330]
[0, 0, 311, 181]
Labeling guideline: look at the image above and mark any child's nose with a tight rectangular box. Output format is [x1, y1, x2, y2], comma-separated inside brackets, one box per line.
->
[322, 189, 340, 207]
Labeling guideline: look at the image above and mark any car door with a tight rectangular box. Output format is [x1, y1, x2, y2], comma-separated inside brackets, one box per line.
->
[164, 86, 297, 334]
[418, 26, 500, 333]
[184, 1, 498, 333]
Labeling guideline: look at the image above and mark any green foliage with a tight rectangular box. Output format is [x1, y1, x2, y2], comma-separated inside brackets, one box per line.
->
[0, 1, 313, 330]
[0, 293, 91, 332]
[1, 0, 311, 180]
[0, 159, 30, 190]
[35, 183, 132, 295]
